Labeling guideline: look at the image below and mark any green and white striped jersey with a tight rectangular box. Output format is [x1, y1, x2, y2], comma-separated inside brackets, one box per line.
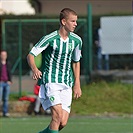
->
[30, 30, 82, 87]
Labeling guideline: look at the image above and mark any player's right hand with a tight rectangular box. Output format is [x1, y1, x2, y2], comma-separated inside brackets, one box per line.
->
[32, 69, 42, 80]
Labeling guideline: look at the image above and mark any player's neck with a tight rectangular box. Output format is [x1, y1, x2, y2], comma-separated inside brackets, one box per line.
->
[59, 27, 69, 40]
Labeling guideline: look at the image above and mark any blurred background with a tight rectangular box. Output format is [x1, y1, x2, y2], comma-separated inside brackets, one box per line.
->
[0, 0, 132, 116]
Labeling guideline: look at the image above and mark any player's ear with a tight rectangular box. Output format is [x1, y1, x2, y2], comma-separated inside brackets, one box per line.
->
[61, 18, 66, 26]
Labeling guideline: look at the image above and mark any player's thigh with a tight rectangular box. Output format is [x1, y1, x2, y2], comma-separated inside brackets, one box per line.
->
[50, 104, 63, 120]
[50, 104, 69, 127]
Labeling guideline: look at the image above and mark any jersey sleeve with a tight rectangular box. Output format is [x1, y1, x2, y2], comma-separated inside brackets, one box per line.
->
[29, 36, 49, 57]
[72, 39, 82, 62]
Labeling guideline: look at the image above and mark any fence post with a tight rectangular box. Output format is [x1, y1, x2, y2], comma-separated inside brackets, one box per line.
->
[87, 4, 93, 79]
[2, 20, 6, 50]
[18, 20, 22, 97]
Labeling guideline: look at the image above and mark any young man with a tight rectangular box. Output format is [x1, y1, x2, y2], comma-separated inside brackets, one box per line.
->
[0, 50, 12, 117]
[27, 8, 82, 133]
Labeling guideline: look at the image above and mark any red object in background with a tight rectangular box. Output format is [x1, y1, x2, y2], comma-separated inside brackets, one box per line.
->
[19, 84, 40, 102]
[34, 84, 40, 95]
[19, 96, 36, 102]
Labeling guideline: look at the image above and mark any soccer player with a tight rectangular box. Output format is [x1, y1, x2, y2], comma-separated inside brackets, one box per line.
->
[27, 8, 82, 133]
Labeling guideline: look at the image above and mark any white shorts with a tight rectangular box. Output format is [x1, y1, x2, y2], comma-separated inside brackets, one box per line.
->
[39, 83, 72, 113]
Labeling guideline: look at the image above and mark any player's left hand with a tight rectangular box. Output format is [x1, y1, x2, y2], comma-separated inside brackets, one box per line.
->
[73, 84, 82, 99]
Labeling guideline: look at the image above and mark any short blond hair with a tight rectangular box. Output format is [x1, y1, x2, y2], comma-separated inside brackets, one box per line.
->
[60, 8, 77, 25]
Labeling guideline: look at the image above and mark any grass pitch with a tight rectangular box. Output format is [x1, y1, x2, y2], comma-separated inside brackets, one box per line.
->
[0, 116, 132, 133]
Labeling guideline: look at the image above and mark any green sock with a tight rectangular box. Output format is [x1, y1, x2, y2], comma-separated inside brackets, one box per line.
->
[38, 126, 49, 133]
[38, 126, 59, 133]
[48, 127, 59, 133]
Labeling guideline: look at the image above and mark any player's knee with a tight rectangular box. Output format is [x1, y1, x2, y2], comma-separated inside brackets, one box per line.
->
[59, 120, 68, 131]
[60, 121, 67, 128]
[60, 116, 68, 129]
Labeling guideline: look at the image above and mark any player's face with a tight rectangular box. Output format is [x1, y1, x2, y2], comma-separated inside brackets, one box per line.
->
[63, 13, 77, 32]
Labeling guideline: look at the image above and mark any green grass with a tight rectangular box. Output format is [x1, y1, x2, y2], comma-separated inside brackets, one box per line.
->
[71, 81, 132, 115]
[3, 81, 132, 133]
[9, 80, 132, 116]
[0, 116, 132, 133]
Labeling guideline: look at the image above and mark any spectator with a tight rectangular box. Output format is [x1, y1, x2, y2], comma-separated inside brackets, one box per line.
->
[0, 50, 12, 117]
[94, 28, 109, 70]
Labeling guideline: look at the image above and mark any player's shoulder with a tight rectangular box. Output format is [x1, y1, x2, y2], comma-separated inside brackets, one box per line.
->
[69, 32, 82, 42]
[41, 30, 58, 42]
[47, 30, 58, 37]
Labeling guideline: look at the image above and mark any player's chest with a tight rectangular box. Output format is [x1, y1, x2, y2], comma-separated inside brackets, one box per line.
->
[49, 39, 75, 54]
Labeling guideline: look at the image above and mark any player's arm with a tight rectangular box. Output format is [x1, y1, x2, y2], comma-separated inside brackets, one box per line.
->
[72, 38, 82, 99]
[27, 53, 42, 80]
[72, 61, 82, 99]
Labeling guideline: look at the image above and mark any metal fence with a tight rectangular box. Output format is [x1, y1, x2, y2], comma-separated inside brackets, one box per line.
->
[1, 14, 132, 96]
[2, 18, 90, 74]
[1, 18, 91, 96]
